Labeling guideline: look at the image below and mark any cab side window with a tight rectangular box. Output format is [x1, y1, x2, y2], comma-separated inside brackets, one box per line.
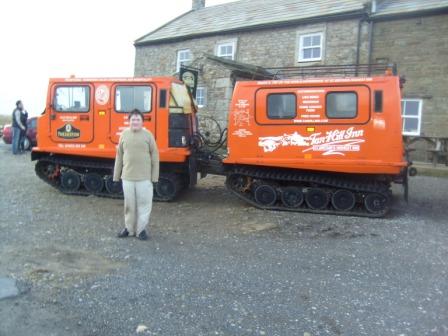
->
[54, 86, 90, 112]
[115, 86, 152, 113]
[326, 92, 357, 119]
[267, 93, 296, 119]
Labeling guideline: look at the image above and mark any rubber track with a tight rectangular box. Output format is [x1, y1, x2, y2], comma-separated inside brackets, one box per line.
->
[35, 156, 168, 201]
[226, 166, 391, 218]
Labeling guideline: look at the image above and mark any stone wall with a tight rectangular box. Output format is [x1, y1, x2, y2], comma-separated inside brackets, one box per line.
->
[372, 14, 448, 138]
[134, 19, 367, 126]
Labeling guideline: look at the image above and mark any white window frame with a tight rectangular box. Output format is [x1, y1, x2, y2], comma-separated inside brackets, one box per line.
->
[401, 99, 423, 136]
[176, 49, 192, 73]
[196, 87, 206, 108]
[216, 41, 236, 60]
[298, 32, 324, 62]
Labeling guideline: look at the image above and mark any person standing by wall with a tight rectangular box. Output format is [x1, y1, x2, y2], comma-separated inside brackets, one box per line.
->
[11, 100, 26, 155]
[19, 107, 28, 152]
[113, 109, 159, 241]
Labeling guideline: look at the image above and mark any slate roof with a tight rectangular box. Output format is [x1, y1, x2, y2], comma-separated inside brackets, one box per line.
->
[135, 0, 448, 45]
[135, 0, 366, 45]
[373, 0, 448, 17]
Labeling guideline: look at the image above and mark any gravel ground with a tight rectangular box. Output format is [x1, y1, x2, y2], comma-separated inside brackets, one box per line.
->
[0, 141, 447, 336]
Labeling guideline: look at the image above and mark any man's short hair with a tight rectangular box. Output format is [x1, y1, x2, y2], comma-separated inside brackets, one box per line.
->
[128, 109, 144, 121]
[16, 100, 22, 107]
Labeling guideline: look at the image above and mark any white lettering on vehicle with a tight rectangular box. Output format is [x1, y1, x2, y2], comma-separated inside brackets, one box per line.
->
[258, 127, 365, 156]
[233, 99, 251, 126]
[59, 116, 77, 122]
[57, 144, 86, 149]
[232, 129, 253, 138]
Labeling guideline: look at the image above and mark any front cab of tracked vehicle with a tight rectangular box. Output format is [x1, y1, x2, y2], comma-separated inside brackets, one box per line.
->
[32, 77, 198, 200]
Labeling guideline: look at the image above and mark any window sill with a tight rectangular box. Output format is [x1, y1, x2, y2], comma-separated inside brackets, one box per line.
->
[297, 58, 323, 63]
[217, 56, 235, 61]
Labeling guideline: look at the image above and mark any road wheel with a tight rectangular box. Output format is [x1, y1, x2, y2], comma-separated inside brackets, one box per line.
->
[35, 161, 60, 181]
[364, 193, 388, 214]
[61, 171, 81, 192]
[84, 173, 104, 193]
[331, 190, 356, 211]
[281, 187, 304, 208]
[254, 184, 277, 207]
[306, 188, 329, 210]
[105, 176, 123, 194]
[227, 174, 250, 191]
[155, 174, 182, 201]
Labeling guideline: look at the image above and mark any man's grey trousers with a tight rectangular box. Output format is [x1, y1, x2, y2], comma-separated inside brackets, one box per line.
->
[122, 180, 153, 236]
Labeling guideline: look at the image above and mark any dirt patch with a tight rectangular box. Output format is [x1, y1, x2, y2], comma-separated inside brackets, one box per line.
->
[241, 221, 279, 234]
[8, 246, 122, 288]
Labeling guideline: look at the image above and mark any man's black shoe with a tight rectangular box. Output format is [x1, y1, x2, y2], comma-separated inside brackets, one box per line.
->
[117, 228, 129, 238]
[138, 230, 149, 241]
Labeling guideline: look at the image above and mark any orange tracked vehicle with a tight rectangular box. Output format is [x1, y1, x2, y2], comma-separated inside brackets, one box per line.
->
[32, 65, 409, 217]
[221, 72, 408, 217]
[32, 77, 199, 201]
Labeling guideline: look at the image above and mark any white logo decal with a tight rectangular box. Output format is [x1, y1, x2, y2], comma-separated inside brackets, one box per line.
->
[95, 85, 110, 105]
[258, 127, 365, 156]
[259, 132, 310, 153]
[232, 129, 253, 138]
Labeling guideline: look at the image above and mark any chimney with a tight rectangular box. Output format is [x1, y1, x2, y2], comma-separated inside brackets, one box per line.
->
[370, 0, 385, 14]
[371, 0, 378, 13]
[192, 0, 205, 10]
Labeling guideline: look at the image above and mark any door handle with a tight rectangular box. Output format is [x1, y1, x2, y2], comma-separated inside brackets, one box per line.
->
[144, 116, 151, 121]
[80, 115, 90, 121]
[50, 114, 56, 120]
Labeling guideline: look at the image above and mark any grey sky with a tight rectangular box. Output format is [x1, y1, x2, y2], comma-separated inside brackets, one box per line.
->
[0, 0, 234, 117]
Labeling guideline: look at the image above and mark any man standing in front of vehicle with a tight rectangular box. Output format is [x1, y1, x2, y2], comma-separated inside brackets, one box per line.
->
[11, 100, 26, 155]
[113, 109, 159, 241]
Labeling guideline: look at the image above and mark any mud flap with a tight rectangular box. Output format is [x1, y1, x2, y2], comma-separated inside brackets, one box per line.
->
[403, 168, 409, 203]
[188, 155, 198, 187]
[403, 151, 412, 203]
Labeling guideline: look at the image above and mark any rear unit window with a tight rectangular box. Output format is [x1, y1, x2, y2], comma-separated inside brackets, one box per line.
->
[115, 86, 152, 113]
[326, 92, 357, 119]
[374, 90, 383, 113]
[54, 86, 90, 112]
[267, 93, 296, 119]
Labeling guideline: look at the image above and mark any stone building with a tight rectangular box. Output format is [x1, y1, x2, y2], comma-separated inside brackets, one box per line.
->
[134, 0, 448, 156]
[370, 5, 448, 139]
